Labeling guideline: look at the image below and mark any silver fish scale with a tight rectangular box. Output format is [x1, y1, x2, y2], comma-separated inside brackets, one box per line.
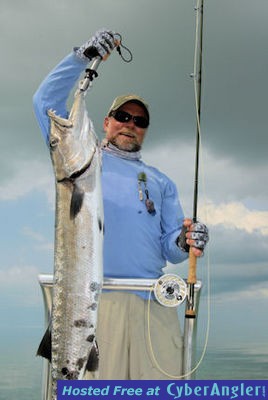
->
[48, 90, 103, 399]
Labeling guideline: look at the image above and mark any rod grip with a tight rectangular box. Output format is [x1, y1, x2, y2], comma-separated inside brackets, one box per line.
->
[187, 247, 197, 284]
[185, 248, 197, 318]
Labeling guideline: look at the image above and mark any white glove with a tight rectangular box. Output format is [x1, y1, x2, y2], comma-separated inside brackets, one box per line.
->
[74, 29, 117, 61]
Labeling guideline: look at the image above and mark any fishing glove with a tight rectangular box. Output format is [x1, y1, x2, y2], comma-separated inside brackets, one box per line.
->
[74, 29, 116, 61]
[177, 221, 209, 252]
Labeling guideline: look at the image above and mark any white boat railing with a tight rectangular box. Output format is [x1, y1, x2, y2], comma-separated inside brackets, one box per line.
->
[38, 274, 202, 400]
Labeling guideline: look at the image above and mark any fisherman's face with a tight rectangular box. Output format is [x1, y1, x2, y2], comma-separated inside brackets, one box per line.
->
[103, 102, 148, 152]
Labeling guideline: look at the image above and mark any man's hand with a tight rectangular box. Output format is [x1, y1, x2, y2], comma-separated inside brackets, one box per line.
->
[75, 29, 120, 61]
[177, 218, 209, 257]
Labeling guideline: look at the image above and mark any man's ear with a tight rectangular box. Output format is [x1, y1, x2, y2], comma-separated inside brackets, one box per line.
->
[103, 116, 109, 132]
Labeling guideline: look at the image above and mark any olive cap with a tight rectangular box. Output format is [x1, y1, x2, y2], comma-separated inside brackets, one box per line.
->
[108, 94, 149, 121]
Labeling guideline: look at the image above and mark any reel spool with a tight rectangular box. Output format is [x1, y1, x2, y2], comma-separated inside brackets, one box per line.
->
[154, 274, 187, 307]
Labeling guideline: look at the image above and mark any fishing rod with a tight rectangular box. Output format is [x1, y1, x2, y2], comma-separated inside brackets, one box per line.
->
[183, 0, 205, 378]
[186, 0, 204, 318]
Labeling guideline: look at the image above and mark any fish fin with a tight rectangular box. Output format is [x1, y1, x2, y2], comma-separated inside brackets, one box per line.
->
[85, 342, 99, 372]
[70, 184, 84, 220]
[36, 324, 52, 362]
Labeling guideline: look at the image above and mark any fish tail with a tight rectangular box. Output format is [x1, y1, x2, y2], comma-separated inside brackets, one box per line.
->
[36, 323, 52, 362]
[85, 341, 99, 372]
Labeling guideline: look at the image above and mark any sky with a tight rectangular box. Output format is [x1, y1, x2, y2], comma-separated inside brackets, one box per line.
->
[0, 0, 268, 393]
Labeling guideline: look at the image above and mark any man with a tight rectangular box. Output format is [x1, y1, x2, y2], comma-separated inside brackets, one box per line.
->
[33, 29, 209, 379]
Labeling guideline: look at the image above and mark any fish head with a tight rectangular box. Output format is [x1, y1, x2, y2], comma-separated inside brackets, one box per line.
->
[48, 92, 97, 181]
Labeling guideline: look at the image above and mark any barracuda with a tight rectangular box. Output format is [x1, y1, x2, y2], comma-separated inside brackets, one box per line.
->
[37, 83, 103, 399]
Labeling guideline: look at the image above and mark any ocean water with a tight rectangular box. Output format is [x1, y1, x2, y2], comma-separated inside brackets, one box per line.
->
[0, 343, 42, 400]
[0, 341, 267, 400]
[196, 345, 268, 380]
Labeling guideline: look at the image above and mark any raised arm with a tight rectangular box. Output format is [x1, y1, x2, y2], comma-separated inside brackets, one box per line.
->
[33, 29, 117, 145]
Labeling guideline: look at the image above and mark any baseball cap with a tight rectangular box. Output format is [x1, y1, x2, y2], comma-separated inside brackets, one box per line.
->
[108, 94, 150, 121]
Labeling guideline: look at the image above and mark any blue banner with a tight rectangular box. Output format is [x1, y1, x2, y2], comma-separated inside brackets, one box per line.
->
[57, 380, 267, 400]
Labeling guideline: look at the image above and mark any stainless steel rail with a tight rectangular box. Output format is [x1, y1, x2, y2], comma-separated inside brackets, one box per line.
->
[38, 274, 202, 399]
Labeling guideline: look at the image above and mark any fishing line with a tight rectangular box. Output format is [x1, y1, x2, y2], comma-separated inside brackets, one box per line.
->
[115, 33, 133, 63]
[147, 280, 209, 379]
[146, 0, 211, 379]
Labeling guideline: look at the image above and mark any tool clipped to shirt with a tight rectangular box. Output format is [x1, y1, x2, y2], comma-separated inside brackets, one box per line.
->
[138, 172, 156, 215]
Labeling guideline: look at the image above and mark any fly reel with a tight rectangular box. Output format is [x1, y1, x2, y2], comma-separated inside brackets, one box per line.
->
[154, 274, 187, 307]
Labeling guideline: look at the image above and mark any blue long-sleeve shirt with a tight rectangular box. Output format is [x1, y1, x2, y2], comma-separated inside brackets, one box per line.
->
[33, 51, 188, 283]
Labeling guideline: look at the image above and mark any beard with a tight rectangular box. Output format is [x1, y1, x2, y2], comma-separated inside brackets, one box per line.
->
[109, 135, 142, 152]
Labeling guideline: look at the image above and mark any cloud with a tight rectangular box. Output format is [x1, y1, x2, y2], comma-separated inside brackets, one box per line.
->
[21, 226, 54, 251]
[143, 141, 268, 213]
[2, 0, 268, 175]
[213, 281, 268, 304]
[0, 265, 43, 308]
[0, 265, 39, 286]
[208, 225, 268, 265]
[0, 264, 45, 309]
[1, 140, 267, 273]
[0, 158, 54, 206]
[199, 201, 268, 236]
[1, 0, 268, 372]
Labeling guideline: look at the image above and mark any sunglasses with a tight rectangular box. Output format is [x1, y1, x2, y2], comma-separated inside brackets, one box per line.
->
[109, 110, 149, 129]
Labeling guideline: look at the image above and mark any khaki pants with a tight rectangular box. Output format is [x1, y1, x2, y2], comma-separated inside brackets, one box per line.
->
[84, 291, 183, 380]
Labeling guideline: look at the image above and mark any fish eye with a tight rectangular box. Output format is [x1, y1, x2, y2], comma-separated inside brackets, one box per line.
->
[50, 138, 59, 149]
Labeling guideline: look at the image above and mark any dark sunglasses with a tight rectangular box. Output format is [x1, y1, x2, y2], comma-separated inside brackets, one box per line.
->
[109, 110, 149, 129]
